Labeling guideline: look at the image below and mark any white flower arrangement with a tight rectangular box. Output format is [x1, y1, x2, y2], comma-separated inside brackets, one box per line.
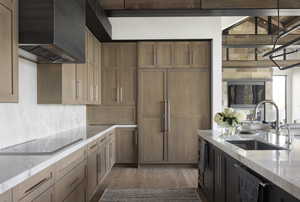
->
[214, 108, 246, 128]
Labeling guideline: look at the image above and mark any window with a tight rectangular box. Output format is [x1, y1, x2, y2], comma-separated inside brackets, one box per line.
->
[273, 75, 287, 123]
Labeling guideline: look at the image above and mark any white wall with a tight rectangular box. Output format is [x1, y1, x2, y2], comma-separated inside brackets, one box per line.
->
[110, 17, 223, 129]
[0, 58, 86, 149]
[221, 17, 247, 30]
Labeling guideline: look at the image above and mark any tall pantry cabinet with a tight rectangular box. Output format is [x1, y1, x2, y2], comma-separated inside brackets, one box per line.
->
[138, 41, 211, 164]
[0, 0, 18, 102]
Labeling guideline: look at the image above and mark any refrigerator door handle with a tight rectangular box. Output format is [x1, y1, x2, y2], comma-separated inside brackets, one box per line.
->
[168, 101, 171, 133]
[161, 101, 165, 133]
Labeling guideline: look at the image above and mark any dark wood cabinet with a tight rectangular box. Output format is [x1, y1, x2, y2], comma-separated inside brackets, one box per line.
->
[199, 137, 300, 202]
[214, 148, 226, 202]
[226, 157, 240, 202]
[201, 143, 214, 202]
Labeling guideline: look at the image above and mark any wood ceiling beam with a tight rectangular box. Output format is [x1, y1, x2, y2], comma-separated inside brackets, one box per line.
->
[223, 34, 300, 47]
[223, 60, 300, 68]
[283, 16, 300, 28]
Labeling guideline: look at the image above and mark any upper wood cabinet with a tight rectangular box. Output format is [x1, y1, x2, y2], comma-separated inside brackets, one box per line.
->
[138, 41, 211, 69]
[99, 0, 125, 9]
[102, 43, 137, 106]
[0, 0, 18, 103]
[126, 0, 200, 9]
[37, 29, 101, 105]
[201, 0, 277, 9]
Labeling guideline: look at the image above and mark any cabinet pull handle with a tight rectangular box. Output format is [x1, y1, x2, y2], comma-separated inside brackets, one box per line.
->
[168, 101, 171, 133]
[120, 87, 123, 103]
[190, 44, 193, 65]
[77, 80, 81, 98]
[89, 143, 97, 150]
[24, 174, 52, 195]
[100, 138, 106, 143]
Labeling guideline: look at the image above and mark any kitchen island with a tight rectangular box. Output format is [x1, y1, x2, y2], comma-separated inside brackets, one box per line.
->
[198, 130, 300, 202]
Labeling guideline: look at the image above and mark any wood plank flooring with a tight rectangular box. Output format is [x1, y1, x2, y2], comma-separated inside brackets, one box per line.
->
[91, 167, 202, 202]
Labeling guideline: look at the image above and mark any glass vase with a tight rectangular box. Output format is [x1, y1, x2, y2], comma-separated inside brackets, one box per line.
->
[222, 127, 236, 136]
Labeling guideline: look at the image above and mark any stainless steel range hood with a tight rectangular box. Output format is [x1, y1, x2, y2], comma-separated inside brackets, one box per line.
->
[19, 0, 86, 63]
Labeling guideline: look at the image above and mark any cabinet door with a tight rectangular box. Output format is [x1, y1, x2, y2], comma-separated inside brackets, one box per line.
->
[138, 42, 156, 68]
[116, 128, 137, 164]
[118, 69, 136, 106]
[226, 157, 240, 202]
[118, 43, 137, 106]
[191, 42, 211, 68]
[214, 149, 226, 202]
[0, 0, 18, 102]
[173, 42, 191, 68]
[98, 145, 107, 182]
[87, 143, 98, 200]
[203, 144, 214, 202]
[201, 0, 277, 8]
[102, 69, 119, 105]
[0, 190, 12, 202]
[102, 43, 119, 69]
[64, 182, 86, 202]
[87, 63, 95, 104]
[167, 70, 211, 163]
[32, 187, 54, 202]
[62, 64, 77, 104]
[139, 70, 166, 163]
[94, 40, 101, 104]
[126, 0, 200, 9]
[156, 42, 173, 68]
[100, 0, 125, 9]
[76, 64, 88, 104]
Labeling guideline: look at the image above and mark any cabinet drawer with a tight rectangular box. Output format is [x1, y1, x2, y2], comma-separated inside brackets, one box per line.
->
[87, 140, 98, 155]
[55, 147, 86, 180]
[0, 190, 12, 202]
[98, 135, 107, 146]
[20, 186, 54, 202]
[55, 159, 87, 202]
[13, 166, 54, 201]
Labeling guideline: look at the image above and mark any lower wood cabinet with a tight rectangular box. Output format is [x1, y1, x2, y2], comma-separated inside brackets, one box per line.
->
[20, 187, 54, 202]
[116, 128, 138, 165]
[0, 190, 12, 202]
[87, 141, 99, 200]
[64, 181, 86, 202]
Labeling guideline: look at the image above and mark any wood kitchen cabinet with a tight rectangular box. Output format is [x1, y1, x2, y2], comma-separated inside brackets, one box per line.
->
[214, 148, 226, 202]
[138, 41, 211, 69]
[37, 29, 101, 105]
[0, 0, 18, 103]
[19, 187, 54, 202]
[99, 0, 125, 9]
[87, 141, 98, 200]
[102, 43, 137, 106]
[116, 128, 138, 164]
[0, 190, 12, 202]
[126, 0, 200, 9]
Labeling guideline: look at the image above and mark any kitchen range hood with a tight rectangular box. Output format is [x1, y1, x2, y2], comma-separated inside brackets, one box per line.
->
[19, 0, 86, 63]
[19, 0, 112, 63]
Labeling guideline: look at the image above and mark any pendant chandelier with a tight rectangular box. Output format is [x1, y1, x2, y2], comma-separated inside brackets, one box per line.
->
[263, 0, 300, 70]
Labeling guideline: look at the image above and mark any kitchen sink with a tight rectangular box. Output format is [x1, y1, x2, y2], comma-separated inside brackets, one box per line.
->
[226, 140, 287, 150]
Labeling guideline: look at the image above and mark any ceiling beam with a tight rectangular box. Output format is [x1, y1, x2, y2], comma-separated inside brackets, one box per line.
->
[283, 16, 300, 28]
[107, 9, 300, 17]
[223, 34, 300, 47]
[223, 60, 300, 68]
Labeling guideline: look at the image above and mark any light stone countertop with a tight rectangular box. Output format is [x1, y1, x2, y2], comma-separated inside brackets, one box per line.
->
[0, 124, 137, 195]
[198, 130, 300, 200]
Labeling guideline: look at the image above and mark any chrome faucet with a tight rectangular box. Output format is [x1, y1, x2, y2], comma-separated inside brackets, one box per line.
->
[254, 100, 280, 134]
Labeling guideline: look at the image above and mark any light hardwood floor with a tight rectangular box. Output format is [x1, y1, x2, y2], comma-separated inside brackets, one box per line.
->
[91, 167, 201, 202]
